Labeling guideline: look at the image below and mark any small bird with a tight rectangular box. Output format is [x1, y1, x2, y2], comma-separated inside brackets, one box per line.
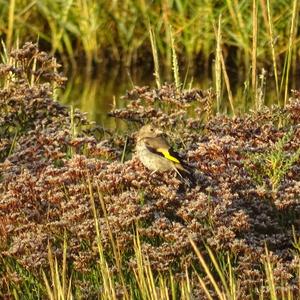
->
[135, 124, 192, 178]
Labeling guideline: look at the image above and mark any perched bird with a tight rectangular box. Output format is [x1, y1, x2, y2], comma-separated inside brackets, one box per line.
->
[135, 124, 192, 178]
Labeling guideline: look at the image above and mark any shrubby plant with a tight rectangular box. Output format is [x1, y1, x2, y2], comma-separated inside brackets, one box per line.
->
[0, 44, 299, 299]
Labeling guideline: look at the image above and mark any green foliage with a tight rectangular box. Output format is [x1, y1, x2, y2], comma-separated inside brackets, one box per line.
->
[0, 0, 299, 74]
[245, 129, 300, 191]
[0, 257, 43, 299]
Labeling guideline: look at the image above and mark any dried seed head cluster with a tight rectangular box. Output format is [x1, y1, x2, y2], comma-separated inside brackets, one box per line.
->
[0, 44, 300, 298]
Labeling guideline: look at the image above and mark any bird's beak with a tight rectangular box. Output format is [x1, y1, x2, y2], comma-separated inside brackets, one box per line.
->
[156, 129, 164, 136]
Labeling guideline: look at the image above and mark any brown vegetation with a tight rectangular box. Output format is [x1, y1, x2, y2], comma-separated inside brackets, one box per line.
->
[0, 43, 299, 298]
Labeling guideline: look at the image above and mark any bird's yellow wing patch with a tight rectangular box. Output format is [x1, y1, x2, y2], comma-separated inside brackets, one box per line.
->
[157, 148, 180, 163]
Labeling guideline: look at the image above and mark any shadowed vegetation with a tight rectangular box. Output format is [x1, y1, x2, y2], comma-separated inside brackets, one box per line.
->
[0, 43, 300, 299]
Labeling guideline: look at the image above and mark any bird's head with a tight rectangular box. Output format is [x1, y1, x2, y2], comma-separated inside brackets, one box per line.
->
[136, 124, 163, 141]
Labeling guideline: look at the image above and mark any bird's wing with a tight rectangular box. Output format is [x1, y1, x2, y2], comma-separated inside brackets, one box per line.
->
[144, 137, 181, 164]
[144, 136, 192, 176]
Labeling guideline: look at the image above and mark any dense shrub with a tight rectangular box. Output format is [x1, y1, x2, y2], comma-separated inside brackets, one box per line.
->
[0, 43, 299, 298]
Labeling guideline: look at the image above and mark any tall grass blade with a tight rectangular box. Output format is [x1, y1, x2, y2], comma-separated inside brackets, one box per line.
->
[193, 267, 214, 300]
[133, 229, 157, 300]
[264, 246, 277, 300]
[205, 245, 231, 298]
[266, 0, 280, 104]
[215, 15, 222, 113]
[87, 175, 117, 300]
[62, 230, 68, 300]
[42, 270, 54, 300]
[220, 50, 235, 115]
[190, 238, 226, 300]
[1, 40, 9, 64]
[7, 0, 16, 51]
[121, 136, 128, 164]
[169, 26, 181, 90]
[227, 254, 236, 300]
[43, 237, 73, 300]
[252, 0, 258, 110]
[149, 27, 161, 89]
[96, 183, 129, 300]
[257, 68, 267, 110]
[169, 271, 177, 300]
[284, 0, 298, 107]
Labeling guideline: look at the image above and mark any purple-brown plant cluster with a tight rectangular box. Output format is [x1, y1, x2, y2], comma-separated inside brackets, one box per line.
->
[0, 44, 300, 298]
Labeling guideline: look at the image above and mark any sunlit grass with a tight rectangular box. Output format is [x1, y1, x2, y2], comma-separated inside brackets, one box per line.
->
[1, 0, 299, 77]
[1, 0, 299, 117]
[1, 2, 300, 298]
[3, 217, 299, 299]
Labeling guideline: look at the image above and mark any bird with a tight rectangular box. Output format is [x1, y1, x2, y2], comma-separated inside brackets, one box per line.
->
[135, 124, 192, 178]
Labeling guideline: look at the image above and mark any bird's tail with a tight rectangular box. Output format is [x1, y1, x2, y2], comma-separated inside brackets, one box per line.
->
[174, 162, 196, 187]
